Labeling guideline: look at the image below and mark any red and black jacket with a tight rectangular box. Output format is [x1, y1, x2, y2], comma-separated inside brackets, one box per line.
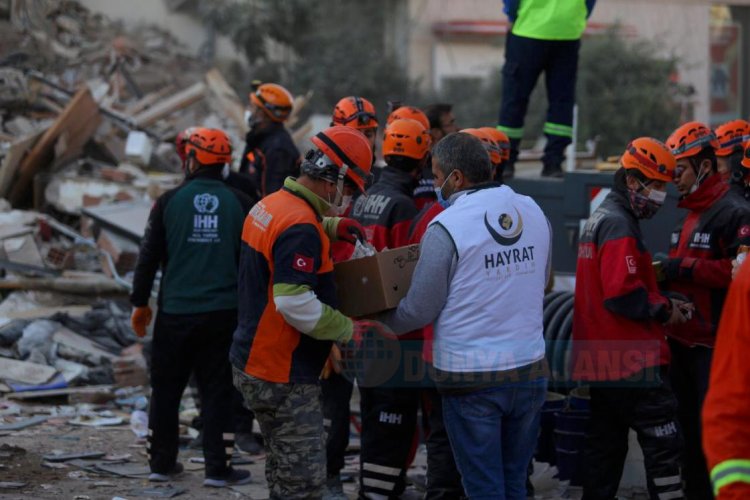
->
[664, 174, 750, 347]
[413, 162, 436, 211]
[572, 190, 671, 382]
[350, 167, 418, 251]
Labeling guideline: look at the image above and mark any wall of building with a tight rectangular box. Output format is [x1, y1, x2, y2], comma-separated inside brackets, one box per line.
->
[77, 0, 244, 66]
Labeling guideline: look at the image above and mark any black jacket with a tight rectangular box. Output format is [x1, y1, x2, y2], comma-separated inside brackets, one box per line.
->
[239, 122, 300, 197]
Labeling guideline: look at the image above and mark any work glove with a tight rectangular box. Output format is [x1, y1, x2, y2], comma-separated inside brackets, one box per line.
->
[131, 306, 153, 338]
[336, 218, 366, 244]
[321, 344, 343, 379]
[654, 254, 691, 282]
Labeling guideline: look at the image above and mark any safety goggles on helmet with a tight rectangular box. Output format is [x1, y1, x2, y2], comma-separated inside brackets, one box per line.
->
[302, 149, 361, 191]
[670, 132, 717, 157]
[254, 89, 292, 116]
[337, 111, 378, 127]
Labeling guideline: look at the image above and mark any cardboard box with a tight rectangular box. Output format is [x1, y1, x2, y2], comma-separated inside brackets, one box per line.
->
[334, 245, 420, 317]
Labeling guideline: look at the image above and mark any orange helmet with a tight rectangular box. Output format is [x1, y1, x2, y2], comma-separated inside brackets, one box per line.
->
[386, 106, 430, 131]
[184, 128, 232, 165]
[249, 83, 293, 122]
[332, 96, 378, 130]
[382, 119, 431, 160]
[306, 126, 373, 193]
[714, 119, 750, 157]
[621, 137, 675, 182]
[175, 127, 198, 162]
[480, 127, 511, 162]
[666, 121, 719, 160]
[742, 140, 750, 170]
[460, 128, 502, 165]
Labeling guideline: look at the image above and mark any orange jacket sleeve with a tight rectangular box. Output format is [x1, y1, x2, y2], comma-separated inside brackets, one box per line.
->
[702, 259, 750, 498]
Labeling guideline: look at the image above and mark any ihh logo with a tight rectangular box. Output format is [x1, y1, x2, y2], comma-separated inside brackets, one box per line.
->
[194, 193, 220, 214]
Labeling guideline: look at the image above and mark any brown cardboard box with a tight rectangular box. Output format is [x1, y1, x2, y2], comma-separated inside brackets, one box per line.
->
[334, 245, 420, 317]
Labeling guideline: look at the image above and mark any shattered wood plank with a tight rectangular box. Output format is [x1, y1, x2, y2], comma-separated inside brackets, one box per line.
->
[9, 87, 102, 206]
[53, 327, 117, 361]
[0, 357, 56, 385]
[124, 85, 176, 116]
[0, 274, 126, 294]
[205, 68, 247, 133]
[132, 82, 206, 128]
[1, 305, 92, 320]
[0, 131, 44, 199]
[5, 385, 113, 401]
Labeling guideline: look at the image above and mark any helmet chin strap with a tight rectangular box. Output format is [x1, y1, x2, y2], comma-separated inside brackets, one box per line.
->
[333, 164, 349, 207]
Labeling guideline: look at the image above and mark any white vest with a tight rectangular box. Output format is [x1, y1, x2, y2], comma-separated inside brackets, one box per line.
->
[430, 185, 549, 373]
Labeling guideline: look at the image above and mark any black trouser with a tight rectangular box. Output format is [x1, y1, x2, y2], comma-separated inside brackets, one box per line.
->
[499, 32, 580, 169]
[582, 371, 684, 500]
[359, 386, 420, 499]
[669, 340, 714, 500]
[148, 309, 236, 477]
[321, 371, 354, 477]
[423, 387, 465, 500]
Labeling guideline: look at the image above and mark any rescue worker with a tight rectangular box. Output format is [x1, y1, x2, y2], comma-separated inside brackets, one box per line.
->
[174, 127, 260, 454]
[572, 137, 687, 500]
[130, 128, 254, 487]
[498, 0, 596, 178]
[239, 82, 300, 197]
[739, 141, 750, 200]
[480, 126, 512, 181]
[702, 258, 750, 499]
[230, 125, 375, 499]
[657, 122, 750, 499]
[412, 104, 458, 210]
[349, 117, 431, 499]
[323, 95, 379, 499]
[713, 119, 750, 199]
[380, 132, 551, 499]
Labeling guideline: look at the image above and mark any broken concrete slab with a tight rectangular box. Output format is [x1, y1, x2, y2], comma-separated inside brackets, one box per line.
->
[0, 356, 57, 385]
[0, 415, 48, 431]
[42, 451, 106, 462]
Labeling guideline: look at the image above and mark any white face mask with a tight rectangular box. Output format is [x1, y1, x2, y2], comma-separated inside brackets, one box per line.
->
[689, 168, 708, 195]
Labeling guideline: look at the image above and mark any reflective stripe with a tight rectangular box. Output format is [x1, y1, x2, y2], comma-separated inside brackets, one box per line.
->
[225, 446, 234, 455]
[222, 433, 235, 440]
[362, 462, 402, 476]
[362, 477, 395, 490]
[543, 122, 574, 138]
[653, 475, 681, 487]
[323, 418, 332, 427]
[497, 125, 523, 139]
[712, 459, 750, 496]
[148, 428, 153, 436]
[658, 490, 684, 500]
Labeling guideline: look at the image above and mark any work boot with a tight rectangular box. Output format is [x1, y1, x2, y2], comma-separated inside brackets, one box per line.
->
[541, 162, 564, 178]
[323, 474, 348, 500]
[235, 432, 263, 455]
[203, 467, 252, 488]
[148, 462, 184, 482]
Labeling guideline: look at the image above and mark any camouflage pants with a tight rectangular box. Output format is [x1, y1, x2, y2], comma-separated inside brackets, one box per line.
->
[232, 367, 325, 499]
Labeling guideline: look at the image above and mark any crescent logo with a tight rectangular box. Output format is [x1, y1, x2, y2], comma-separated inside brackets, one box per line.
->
[292, 253, 314, 273]
[484, 208, 523, 246]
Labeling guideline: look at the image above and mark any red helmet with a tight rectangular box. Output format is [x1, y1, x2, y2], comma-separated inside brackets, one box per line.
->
[382, 119, 430, 160]
[332, 96, 378, 130]
[714, 119, 750, 157]
[480, 127, 511, 162]
[621, 137, 675, 182]
[666, 121, 719, 160]
[386, 106, 430, 131]
[184, 128, 232, 165]
[461, 128, 502, 165]
[306, 126, 373, 193]
[249, 83, 293, 122]
[175, 127, 198, 162]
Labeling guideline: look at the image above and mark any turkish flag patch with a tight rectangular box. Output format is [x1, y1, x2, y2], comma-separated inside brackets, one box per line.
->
[292, 253, 314, 273]
[739, 225, 750, 239]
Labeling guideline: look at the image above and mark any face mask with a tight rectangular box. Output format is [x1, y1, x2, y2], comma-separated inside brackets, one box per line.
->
[629, 181, 665, 219]
[435, 171, 457, 209]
